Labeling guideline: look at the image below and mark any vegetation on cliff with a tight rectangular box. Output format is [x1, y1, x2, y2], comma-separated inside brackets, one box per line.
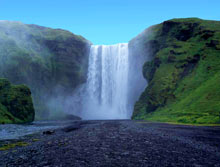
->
[0, 21, 90, 119]
[0, 78, 34, 124]
[132, 18, 220, 124]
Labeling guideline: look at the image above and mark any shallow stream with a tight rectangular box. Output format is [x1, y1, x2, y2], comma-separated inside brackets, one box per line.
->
[0, 120, 74, 140]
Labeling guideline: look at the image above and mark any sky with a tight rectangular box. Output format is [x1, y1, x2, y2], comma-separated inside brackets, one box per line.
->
[0, 0, 220, 45]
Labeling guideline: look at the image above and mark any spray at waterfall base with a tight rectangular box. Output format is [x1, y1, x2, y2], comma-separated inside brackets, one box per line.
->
[76, 43, 147, 120]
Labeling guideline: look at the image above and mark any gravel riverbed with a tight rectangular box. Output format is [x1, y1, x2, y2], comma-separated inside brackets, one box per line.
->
[0, 120, 220, 167]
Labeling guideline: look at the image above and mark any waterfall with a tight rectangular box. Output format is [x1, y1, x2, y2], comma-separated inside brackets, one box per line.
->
[79, 43, 147, 120]
[82, 43, 130, 119]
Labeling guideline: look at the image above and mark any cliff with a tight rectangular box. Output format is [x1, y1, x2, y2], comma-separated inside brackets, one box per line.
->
[0, 21, 91, 119]
[131, 18, 220, 124]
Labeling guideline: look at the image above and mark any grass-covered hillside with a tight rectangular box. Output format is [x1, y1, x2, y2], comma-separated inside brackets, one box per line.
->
[131, 18, 220, 124]
[0, 78, 34, 124]
[0, 21, 90, 119]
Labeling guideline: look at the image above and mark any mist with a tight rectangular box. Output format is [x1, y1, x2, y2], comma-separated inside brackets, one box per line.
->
[0, 20, 152, 120]
[39, 28, 154, 120]
[0, 20, 90, 120]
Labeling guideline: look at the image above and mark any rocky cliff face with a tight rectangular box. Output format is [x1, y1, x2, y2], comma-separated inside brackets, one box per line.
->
[0, 78, 34, 124]
[0, 21, 91, 119]
[131, 18, 220, 124]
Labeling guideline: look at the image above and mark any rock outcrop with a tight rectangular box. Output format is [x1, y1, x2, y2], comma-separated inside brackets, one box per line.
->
[0, 21, 91, 119]
[131, 18, 220, 124]
[0, 78, 34, 124]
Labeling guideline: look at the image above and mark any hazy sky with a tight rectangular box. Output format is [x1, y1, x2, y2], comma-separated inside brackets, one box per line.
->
[1, 0, 220, 44]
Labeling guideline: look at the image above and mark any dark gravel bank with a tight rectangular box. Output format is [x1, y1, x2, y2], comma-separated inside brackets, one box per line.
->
[0, 120, 220, 167]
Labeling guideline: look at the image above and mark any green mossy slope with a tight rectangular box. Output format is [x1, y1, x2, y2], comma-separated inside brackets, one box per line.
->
[0, 21, 90, 119]
[132, 18, 220, 124]
[0, 78, 34, 124]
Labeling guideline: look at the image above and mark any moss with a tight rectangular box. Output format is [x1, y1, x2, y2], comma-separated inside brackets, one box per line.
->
[0, 142, 29, 151]
[132, 18, 220, 124]
[32, 139, 40, 142]
[0, 78, 34, 123]
[0, 21, 90, 119]
[136, 121, 220, 127]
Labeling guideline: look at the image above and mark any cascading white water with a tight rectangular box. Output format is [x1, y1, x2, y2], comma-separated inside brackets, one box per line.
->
[82, 43, 130, 119]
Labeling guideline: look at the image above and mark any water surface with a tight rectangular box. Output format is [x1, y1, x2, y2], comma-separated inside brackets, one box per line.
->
[0, 120, 73, 140]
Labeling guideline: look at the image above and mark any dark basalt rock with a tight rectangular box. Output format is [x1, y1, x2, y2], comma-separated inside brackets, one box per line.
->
[162, 21, 180, 35]
[206, 40, 220, 49]
[62, 122, 81, 132]
[167, 55, 176, 63]
[144, 40, 160, 59]
[162, 20, 199, 41]
[65, 114, 82, 121]
[175, 23, 199, 41]
[43, 130, 55, 135]
[179, 54, 201, 79]
[200, 30, 215, 40]
[143, 57, 161, 82]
